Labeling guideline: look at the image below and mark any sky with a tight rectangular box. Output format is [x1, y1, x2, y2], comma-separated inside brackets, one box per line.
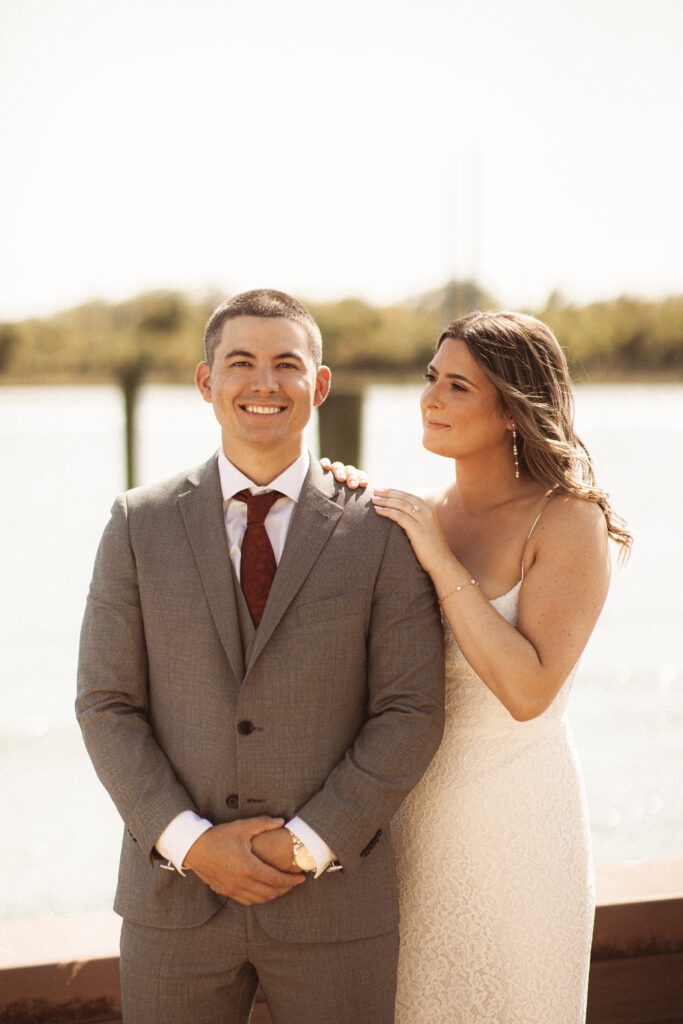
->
[1, 0, 681, 321]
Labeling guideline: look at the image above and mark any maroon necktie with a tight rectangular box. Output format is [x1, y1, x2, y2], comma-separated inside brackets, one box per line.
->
[233, 489, 282, 627]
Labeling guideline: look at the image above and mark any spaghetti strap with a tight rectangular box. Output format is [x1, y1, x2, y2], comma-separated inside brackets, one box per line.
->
[520, 493, 556, 580]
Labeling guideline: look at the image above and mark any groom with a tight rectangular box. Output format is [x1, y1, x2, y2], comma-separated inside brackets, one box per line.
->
[76, 289, 444, 1023]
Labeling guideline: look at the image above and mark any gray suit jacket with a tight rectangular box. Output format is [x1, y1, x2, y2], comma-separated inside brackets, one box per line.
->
[76, 455, 444, 942]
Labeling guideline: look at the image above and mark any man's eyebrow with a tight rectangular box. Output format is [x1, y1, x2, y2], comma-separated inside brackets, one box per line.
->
[222, 349, 304, 361]
[272, 351, 304, 361]
[428, 364, 479, 388]
[222, 349, 253, 359]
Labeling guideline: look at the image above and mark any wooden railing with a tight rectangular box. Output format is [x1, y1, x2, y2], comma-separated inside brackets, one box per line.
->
[1, 860, 681, 1023]
[587, 860, 683, 1024]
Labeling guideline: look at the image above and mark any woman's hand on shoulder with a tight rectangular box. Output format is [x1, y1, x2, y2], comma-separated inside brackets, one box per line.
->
[320, 457, 368, 490]
[372, 488, 454, 578]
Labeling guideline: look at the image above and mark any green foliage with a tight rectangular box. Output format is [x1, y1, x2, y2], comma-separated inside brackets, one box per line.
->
[1, 282, 681, 386]
[540, 295, 683, 379]
[0, 324, 20, 373]
[2, 292, 210, 383]
[308, 298, 441, 369]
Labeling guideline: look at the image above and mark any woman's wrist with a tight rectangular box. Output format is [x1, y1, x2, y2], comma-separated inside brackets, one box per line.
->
[430, 558, 474, 601]
[438, 578, 480, 604]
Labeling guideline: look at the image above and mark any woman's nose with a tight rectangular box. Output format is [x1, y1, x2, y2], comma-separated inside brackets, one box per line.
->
[421, 382, 440, 409]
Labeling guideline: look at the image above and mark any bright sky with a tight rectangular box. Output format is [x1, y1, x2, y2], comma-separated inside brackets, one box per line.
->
[1, 0, 681, 321]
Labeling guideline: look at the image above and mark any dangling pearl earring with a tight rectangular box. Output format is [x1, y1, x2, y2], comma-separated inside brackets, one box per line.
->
[512, 426, 520, 479]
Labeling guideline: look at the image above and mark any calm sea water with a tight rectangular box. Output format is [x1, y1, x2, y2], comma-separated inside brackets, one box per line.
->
[1, 383, 681, 920]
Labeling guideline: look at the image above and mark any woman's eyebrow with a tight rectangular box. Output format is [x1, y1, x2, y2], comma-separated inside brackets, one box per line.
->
[428, 364, 478, 388]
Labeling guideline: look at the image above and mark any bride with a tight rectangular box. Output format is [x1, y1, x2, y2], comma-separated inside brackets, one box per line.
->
[326, 311, 631, 1023]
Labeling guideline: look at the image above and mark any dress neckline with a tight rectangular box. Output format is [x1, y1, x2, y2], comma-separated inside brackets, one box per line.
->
[488, 578, 522, 605]
[486, 493, 555, 606]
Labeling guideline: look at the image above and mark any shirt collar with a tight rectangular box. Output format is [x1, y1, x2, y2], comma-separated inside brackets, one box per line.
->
[217, 448, 310, 505]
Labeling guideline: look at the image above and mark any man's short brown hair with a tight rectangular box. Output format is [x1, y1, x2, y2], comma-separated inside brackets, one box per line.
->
[203, 289, 323, 368]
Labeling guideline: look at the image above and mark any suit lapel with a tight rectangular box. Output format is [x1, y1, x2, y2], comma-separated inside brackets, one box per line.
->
[178, 455, 245, 683]
[245, 460, 342, 674]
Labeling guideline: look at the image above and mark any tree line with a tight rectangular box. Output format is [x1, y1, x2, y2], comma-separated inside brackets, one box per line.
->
[1, 281, 682, 386]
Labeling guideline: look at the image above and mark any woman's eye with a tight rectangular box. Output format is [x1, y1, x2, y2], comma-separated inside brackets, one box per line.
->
[423, 372, 436, 382]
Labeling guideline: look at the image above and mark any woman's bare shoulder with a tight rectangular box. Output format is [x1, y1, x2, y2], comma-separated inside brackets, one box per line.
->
[536, 493, 609, 553]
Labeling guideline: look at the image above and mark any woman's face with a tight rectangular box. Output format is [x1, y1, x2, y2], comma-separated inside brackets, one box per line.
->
[420, 337, 512, 461]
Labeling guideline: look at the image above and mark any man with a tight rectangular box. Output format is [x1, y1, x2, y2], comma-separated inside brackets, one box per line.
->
[76, 289, 444, 1023]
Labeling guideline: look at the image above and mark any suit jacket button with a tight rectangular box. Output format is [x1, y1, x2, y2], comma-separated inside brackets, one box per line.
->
[226, 794, 239, 809]
[237, 720, 254, 735]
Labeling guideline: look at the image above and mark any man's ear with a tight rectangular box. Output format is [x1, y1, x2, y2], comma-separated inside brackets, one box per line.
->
[195, 361, 212, 403]
[313, 366, 332, 407]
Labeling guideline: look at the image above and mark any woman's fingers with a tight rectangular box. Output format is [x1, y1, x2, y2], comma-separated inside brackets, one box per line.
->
[373, 487, 415, 502]
[320, 458, 348, 481]
[320, 458, 368, 489]
[372, 489, 422, 515]
[347, 465, 368, 488]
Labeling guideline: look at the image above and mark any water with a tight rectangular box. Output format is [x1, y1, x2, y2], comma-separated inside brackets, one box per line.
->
[1, 383, 681, 920]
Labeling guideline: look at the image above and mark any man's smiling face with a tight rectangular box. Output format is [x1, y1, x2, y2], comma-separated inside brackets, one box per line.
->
[195, 315, 331, 475]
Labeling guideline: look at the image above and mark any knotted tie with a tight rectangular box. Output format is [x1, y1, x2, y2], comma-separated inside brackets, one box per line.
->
[233, 489, 282, 627]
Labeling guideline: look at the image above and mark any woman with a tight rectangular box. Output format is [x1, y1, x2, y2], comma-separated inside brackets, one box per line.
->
[326, 311, 631, 1023]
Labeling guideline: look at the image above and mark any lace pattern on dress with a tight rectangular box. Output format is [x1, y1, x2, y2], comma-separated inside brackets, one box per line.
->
[392, 586, 593, 1023]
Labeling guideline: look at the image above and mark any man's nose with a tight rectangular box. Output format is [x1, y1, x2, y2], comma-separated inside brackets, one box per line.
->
[249, 366, 278, 391]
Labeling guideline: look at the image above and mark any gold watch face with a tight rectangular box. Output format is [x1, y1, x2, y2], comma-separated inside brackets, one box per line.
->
[293, 843, 316, 873]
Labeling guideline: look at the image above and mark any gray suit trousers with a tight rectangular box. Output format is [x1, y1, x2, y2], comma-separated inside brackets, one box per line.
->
[120, 904, 399, 1024]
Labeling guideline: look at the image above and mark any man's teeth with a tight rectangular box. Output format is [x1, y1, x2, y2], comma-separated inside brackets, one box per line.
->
[243, 405, 282, 415]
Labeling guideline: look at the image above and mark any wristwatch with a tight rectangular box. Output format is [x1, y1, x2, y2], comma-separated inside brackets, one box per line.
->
[285, 828, 317, 873]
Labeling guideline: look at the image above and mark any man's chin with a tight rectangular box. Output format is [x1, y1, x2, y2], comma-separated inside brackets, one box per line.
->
[227, 429, 304, 458]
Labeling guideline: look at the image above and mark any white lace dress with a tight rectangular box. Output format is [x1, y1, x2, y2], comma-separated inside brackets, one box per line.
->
[392, 582, 594, 1023]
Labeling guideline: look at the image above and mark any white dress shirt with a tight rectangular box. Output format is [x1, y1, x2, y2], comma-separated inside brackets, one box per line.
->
[155, 449, 336, 878]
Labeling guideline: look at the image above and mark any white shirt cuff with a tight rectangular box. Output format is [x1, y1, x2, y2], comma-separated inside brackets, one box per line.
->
[155, 810, 213, 874]
[286, 816, 337, 879]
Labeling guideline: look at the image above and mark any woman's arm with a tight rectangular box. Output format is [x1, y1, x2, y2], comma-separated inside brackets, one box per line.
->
[372, 489, 610, 721]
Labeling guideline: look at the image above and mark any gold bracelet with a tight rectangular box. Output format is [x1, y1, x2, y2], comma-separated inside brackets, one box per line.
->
[438, 579, 479, 604]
